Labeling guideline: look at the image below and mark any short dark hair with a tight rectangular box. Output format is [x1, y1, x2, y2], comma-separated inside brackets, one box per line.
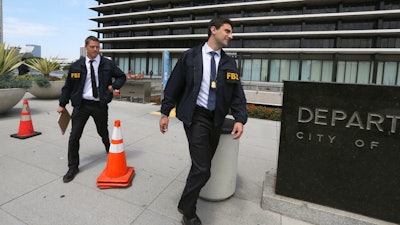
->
[207, 18, 233, 38]
[85, 36, 99, 46]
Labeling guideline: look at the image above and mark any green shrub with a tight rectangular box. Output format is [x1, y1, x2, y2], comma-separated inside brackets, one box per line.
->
[246, 104, 281, 121]
[150, 95, 161, 105]
[33, 75, 51, 88]
[0, 73, 32, 89]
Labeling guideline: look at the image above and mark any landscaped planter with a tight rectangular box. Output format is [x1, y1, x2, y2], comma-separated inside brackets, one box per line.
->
[0, 88, 26, 114]
[29, 80, 64, 99]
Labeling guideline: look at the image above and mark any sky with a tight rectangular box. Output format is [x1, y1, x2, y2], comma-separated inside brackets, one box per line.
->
[3, 0, 97, 60]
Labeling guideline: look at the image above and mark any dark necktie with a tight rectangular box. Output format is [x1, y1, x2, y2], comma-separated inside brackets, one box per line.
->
[89, 60, 98, 98]
[207, 52, 217, 111]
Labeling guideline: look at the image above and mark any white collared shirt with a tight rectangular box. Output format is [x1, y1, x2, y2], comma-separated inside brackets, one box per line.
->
[83, 55, 100, 100]
[197, 42, 221, 108]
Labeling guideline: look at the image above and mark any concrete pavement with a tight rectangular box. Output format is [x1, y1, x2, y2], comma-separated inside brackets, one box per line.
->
[0, 92, 311, 225]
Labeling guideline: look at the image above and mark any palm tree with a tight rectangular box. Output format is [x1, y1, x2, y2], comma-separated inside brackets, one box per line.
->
[0, 43, 31, 113]
[26, 57, 61, 88]
[0, 43, 23, 75]
[26, 57, 60, 77]
[0, 43, 31, 89]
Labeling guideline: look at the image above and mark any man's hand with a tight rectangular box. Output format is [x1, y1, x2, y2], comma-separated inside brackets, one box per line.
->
[231, 122, 244, 139]
[108, 85, 114, 92]
[159, 116, 169, 134]
[57, 106, 65, 114]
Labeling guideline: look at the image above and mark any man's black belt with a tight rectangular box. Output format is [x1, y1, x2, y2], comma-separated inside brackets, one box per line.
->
[82, 99, 100, 104]
[195, 105, 214, 114]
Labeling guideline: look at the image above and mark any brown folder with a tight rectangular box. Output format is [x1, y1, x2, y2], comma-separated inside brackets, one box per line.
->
[58, 109, 71, 135]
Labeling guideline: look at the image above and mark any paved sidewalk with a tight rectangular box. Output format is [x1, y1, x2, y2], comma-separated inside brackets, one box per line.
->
[0, 92, 309, 225]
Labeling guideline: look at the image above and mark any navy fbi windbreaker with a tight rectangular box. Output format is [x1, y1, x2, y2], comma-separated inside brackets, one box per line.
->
[59, 56, 126, 108]
[161, 44, 248, 127]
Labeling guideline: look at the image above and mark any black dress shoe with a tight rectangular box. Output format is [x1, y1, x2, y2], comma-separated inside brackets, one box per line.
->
[63, 168, 79, 183]
[182, 214, 202, 225]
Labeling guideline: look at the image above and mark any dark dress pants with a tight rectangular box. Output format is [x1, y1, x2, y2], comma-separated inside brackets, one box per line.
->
[68, 100, 110, 169]
[178, 106, 222, 218]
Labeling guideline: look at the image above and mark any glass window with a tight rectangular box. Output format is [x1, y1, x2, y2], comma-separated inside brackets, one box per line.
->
[376, 62, 384, 84]
[173, 16, 191, 22]
[152, 29, 168, 36]
[269, 39, 301, 48]
[380, 38, 400, 48]
[242, 59, 252, 81]
[134, 59, 140, 74]
[321, 61, 333, 82]
[261, 59, 268, 82]
[300, 60, 332, 82]
[153, 17, 170, 23]
[336, 61, 346, 83]
[304, 5, 337, 14]
[382, 20, 400, 29]
[343, 3, 376, 12]
[384, 2, 400, 10]
[130, 59, 135, 73]
[344, 61, 357, 83]
[337, 61, 372, 84]
[374, 61, 400, 85]
[118, 56, 129, 73]
[302, 39, 334, 48]
[244, 25, 269, 32]
[357, 61, 372, 84]
[172, 28, 189, 35]
[301, 60, 312, 81]
[382, 62, 398, 85]
[267, 59, 300, 82]
[244, 9, 268, 17]
[251, 59, 261, 81]
[289, 60, 300, 80]
[271, 24, 301, 32]
[342, 21, 375, 30]
[243, 39, 275, 48]
[269, 7, 303, 16]
[303, 23, 336, 31]
[280, 60, 290, 81]
[133, 57, 146, 74]
[135, 19, 148, 24]
[310, 60, 322, 81]
[119, 20, 131, 26]
[140, 58, 146, 74]
[150, 57, 160, 76]
[270, 60, 280, 82]
[397, 64, 400, 85]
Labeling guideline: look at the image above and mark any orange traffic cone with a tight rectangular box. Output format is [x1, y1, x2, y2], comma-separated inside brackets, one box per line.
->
[96, 120, 135, 189]
[10, 99, 41, 139]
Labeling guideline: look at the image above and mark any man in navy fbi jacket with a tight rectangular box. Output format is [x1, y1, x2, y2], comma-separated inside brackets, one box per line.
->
[159, 18, 248, 225]
[57, 36, 126, 183]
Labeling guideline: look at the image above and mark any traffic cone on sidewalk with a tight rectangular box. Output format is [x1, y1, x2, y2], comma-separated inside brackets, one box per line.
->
[10, 99, 41, 139]
[96, 120, 135, 189]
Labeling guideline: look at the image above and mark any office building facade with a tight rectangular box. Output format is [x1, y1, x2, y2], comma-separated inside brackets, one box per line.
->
[18, 44, 41, 58]
[90, 0, 400, 86]
[26, 44, 41, 58]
